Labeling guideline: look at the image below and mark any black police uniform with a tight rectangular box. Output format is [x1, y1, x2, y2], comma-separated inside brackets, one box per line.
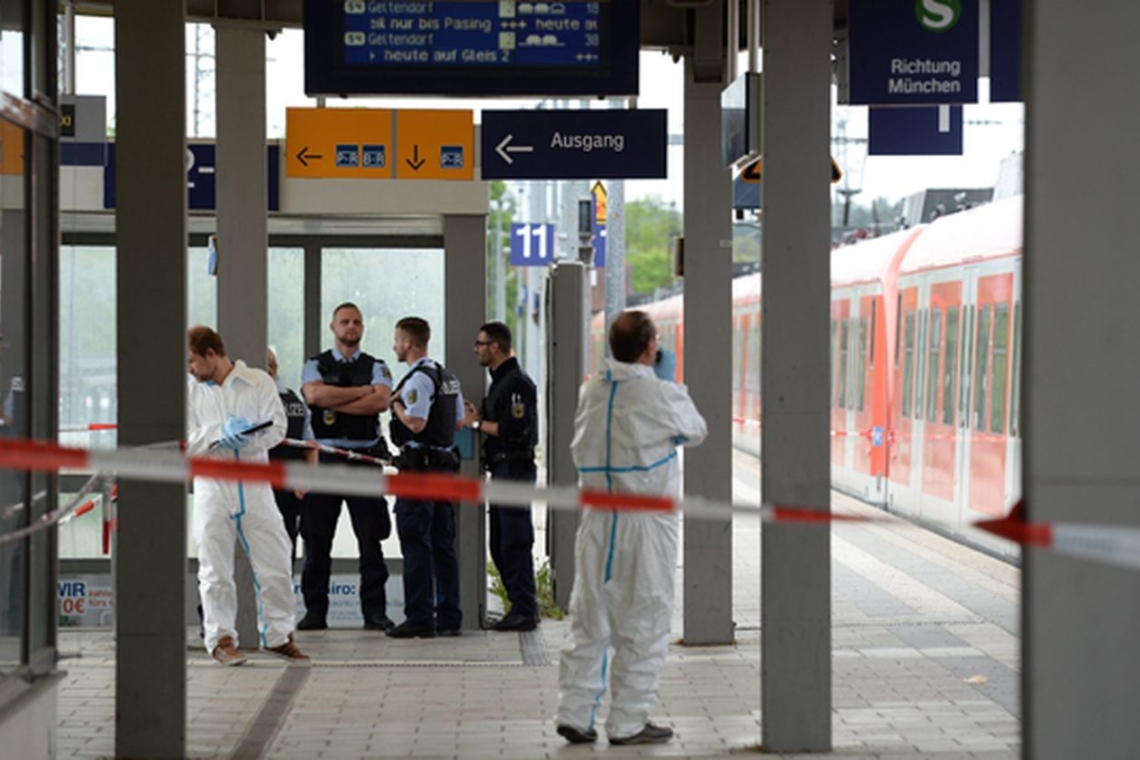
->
[267, 384, 308, 562]
[481, 356, 539, 623]
[301, 350, 392, 630]
[388, 359, 463, 636]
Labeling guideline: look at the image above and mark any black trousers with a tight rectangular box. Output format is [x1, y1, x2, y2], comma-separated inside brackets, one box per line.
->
[300, 455, 391, 619]
[272, 487, 303, 564]
[489, 459, 538, 619]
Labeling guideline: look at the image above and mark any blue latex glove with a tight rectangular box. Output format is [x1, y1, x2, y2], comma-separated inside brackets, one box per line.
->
[670, 435, 689, 446]
[653, 347, 678, 382]
[217, 416, 251, 450]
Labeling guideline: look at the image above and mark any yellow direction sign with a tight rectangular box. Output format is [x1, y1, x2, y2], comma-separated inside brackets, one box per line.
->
[286, 108, 393, 179]
[393, 110, 474, 180]
[739, 156, 843, 185]
[592, 181, 607, 225]
[286, 107, 474, 181]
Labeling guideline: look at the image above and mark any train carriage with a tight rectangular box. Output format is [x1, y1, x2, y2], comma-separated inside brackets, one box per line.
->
[890, 196, 1023, 555]
[587, 192, 1023, 557]
[830, 227, 924, 504]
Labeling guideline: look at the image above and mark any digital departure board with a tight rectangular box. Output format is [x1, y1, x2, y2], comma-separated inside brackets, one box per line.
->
[305, 0, 639, 96]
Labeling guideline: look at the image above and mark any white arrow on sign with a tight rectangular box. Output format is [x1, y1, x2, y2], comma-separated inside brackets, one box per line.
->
[495, 134, 534, 164]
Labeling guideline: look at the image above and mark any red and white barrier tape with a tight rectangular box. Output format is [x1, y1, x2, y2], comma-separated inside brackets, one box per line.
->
[0, 473, 102, 546]
[0, 437, 866, 527]
[59, 423, 118, 433]
[975, 501, 1140, 573]
[279, 438, 392, 468]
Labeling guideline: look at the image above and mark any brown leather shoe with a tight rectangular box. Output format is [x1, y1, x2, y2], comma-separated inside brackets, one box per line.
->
[263, 633, 310, 663]
[212, 636, 247, 667]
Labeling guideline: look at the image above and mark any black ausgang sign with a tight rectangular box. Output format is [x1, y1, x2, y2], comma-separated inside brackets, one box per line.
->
[481, 109, 667, 180]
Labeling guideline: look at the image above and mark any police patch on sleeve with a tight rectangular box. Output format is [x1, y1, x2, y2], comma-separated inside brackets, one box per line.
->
[323, 409, 337, 426]
[512, 399, 525, 419]
[381, 364, 392, 382]
[407, 388, 418, 405]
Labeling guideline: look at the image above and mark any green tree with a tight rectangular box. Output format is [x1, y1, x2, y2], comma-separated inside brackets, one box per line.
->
[625, 195, 682, 295]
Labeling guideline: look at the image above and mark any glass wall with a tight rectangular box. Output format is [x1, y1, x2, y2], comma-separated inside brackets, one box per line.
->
[0, 0, 59, 704]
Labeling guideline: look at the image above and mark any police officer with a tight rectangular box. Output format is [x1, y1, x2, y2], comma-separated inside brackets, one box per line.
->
[298, 303, 394, 632]
[461, 322, 540, 632]
[386, 316, 465, 639]
[266, 348, 318, 563]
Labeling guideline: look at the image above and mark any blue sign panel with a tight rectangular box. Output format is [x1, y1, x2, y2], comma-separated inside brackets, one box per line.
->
[989, 0, 1022, 102]
[482, 109, 667, 180]
[362, 144, 387, 168]
[849, 0, 979, 105]
[594, 225, 607, 268]
[102, 144, 281, 211]
[510, 222, 555, 266]
[305, 0, 639, 96]
[869, 105, 963, 156]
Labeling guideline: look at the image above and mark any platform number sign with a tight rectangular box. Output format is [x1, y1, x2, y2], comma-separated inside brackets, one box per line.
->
[510, 223, 555, 267]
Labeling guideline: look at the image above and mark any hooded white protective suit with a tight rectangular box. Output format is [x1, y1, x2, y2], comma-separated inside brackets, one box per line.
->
[556, 359, 708, 739]
[187, 360, 294, 653]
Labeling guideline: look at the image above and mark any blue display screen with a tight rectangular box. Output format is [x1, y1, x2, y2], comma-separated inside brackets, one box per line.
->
[305, 0, 639, 96]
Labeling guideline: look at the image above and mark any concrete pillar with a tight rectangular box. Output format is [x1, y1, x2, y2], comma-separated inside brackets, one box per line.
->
[215, 24, 268, 649]
[114, 1, 187, 757]
[681, 62, 734, 646]
[760, 0, 833, 751]
[1023, 2, 1140, 756]
[444, 214, 487, 629]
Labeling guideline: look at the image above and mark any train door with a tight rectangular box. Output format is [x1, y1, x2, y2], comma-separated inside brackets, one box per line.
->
[853, 288, 886, 503]
[831, 296, 851, 470]
[1006, 260, 1023, 518]
[889, 284, 919, 514]
[967, 268, 1015, 517]
[919, 277, 964, 529]
[953, 269, 978, 529]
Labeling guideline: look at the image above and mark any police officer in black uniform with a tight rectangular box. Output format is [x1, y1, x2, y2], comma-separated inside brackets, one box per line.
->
[386, 316, 465, 639]
[298, 303, 395, 632]
[266, 348, 317, 563]
[461, 322, 540, 632]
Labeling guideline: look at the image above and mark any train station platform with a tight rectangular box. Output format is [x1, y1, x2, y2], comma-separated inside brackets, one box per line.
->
[53, 453, 1021, 759]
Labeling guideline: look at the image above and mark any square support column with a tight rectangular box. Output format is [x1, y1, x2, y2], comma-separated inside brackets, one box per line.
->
[444, 214, 487, 629]
[1023, 1, 1140, 756]
[760, 0, 833, 751]
[114, 2, 188, 757]
[682, 64, 734, 646]
[215, 24, 269, 648]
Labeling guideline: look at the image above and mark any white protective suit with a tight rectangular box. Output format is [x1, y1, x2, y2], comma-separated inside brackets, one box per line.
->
[556, 359, 708, 738]
[186, 360, 295, 653]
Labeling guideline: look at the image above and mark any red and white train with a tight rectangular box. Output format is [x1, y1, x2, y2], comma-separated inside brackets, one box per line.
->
[592, 195, 1023, 557]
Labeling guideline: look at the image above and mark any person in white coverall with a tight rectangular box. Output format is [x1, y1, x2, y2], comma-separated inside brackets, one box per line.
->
[556, 310, 707, 746]
[186, 326, 308, 666]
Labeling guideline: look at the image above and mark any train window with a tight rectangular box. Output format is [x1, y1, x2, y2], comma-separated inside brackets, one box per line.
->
[856, 316, 868, 412]
[943, 307, 960, 426]
[839, 319, 850, 410]
[869, 300, 877, 369]
[914, 310, 927, 419]
[830, 319, 838, 406]
[733, 318, 744, 400]
[894, 293, 903, 368]
[974, 304, 992, 431]
[991, 304, 1010, 435]
[902, 311, 915, 417]
[926, 309, 942, 422]
[1010, 301, 1023, 438]
[960, 305, 975, 426]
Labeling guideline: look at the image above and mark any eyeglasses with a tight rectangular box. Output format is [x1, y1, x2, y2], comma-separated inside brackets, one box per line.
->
[473, 340, 492, 347]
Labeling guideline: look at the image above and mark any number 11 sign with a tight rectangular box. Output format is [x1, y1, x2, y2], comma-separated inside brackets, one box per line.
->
[510, 223, 556, 267]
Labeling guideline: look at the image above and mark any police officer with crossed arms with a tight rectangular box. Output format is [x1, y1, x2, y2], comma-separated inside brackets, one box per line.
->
[298, 303, 395, 632]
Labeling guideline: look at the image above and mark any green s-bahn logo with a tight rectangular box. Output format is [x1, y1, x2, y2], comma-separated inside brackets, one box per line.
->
[916, 0, 961, 32]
